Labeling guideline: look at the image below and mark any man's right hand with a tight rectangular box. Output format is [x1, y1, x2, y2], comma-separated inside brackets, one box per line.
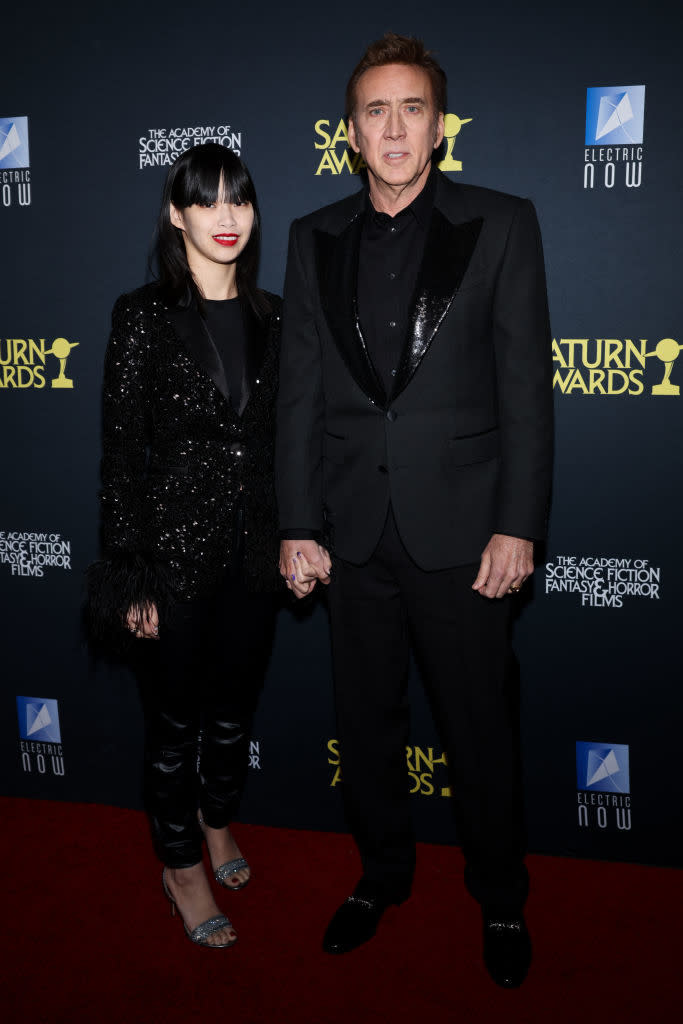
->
[279, 539, 331, 599]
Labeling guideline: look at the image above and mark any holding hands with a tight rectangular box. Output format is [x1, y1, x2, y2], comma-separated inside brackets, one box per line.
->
[279, 540, 331, 599]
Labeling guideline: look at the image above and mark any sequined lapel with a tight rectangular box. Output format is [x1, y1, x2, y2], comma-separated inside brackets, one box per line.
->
[165, 305, 230, 404]
[315, 213, 386, 408]
[390, 210, 483, 402]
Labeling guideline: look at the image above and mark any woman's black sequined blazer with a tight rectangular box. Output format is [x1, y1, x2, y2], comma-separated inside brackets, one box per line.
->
[88, 283, 282, 639]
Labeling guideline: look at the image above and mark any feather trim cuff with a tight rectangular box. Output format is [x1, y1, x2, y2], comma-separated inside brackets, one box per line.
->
[85, 552, 175, 651]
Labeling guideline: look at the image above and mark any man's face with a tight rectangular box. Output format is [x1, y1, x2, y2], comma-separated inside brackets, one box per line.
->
[348, 63, 444, 194]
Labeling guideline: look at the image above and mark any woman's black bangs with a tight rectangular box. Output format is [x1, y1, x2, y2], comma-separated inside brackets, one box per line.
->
[173, 151, 251, 208]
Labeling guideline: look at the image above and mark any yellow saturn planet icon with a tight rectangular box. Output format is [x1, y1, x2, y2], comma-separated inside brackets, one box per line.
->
[46, 337, 79, 389]
[646, 337, 681, 396]
[438, 113, 473, 172]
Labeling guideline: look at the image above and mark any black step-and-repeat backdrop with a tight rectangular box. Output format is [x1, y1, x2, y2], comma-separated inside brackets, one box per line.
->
[2, 0, 681, 867]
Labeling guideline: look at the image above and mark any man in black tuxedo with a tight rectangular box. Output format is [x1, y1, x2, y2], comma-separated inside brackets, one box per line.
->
[276, 33, 553, 987]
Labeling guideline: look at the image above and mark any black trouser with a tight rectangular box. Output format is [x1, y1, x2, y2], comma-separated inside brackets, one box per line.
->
[327, 509, 528, 912]
[135, 574, 276, 869]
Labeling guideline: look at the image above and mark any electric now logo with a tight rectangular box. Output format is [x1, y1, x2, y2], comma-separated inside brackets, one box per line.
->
[576, 741, 631, 832]
[17, 697, 61, 742]
[0, 117, 30, 169]
[1, 116, 32, 209]
[583, 86, 645, 190]
[576, 741, 629, 792]
[585, 87, 645, 146]
[17, 697, 65, 777]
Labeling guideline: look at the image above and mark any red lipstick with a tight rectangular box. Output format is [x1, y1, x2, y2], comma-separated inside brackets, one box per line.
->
[213, 234, 239, 247]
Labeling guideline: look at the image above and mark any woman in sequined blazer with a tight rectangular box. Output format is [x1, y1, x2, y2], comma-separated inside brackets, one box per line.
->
[88, 144, 281, 950]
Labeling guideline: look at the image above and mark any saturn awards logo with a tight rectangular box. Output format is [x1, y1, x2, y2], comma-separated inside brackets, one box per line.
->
[313, 112, 472, 176]
[0, 116, 31, 208]
[437, 113, 473, 172]
[583, 86, 645, 189]
[0, 336, 79, 390]
[328, 739, 451, 797]
[314, 119, 366, 175]
[552, 337, 681, 397]
[138, 123, 243, 169]
[576, 741, 631, 832]
[17, 697, 65, 777]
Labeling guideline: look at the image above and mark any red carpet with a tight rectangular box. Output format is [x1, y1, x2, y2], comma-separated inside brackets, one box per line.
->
[3, 797, 679, 1023]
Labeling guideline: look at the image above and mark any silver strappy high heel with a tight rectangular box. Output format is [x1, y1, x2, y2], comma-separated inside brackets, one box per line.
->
[161, 868, 237, 949]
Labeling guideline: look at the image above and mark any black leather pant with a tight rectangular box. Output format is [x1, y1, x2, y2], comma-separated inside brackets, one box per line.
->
[135, 574, 276, 868]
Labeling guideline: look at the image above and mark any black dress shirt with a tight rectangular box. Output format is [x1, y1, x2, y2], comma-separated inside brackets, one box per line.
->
[357, 169, 435, 398]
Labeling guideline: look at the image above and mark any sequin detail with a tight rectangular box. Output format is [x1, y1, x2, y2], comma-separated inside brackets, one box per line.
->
[345, 896, 375, 909]
[188, 914, 235, 945]
[214, 857, 249, 884]
[487, 920, 523, 933]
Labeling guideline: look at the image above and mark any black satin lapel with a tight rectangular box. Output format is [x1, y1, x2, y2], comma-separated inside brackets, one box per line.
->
[315, 217, 386, 408]
[166, 306, 230, 403]
[390, 212, 483, 401]
[239, 304, 269, 417]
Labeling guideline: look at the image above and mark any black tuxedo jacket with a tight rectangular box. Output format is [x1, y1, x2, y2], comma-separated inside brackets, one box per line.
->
[89, 283, 281, 642]
[276, 171, 553, 570]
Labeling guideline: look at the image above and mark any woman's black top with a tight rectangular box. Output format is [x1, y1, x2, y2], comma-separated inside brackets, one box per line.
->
[203, 297, 247, 416]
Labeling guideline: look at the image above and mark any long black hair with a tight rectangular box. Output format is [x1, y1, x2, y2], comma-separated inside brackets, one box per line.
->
[155, 143, 270, 318]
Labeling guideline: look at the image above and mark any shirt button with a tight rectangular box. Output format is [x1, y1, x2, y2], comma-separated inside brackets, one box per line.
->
[389, 321, 396, 328]
[388, 272, 396, 280]
[386, 409, 397, 422]
[390, 226, 397, 233]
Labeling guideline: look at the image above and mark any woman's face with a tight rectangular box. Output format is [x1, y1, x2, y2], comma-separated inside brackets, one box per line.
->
[170, 185, 255, 270]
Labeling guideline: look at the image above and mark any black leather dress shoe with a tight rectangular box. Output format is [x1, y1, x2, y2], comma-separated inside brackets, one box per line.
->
[322, 893, 387, 954]
[482, 913, 532, 988]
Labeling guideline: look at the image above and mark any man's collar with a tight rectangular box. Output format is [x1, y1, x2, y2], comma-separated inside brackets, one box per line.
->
[409, 163, 437, 227]
[365, 163, 437, 228]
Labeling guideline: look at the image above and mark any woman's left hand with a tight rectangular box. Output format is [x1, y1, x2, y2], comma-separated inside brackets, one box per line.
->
[126, 601, 159, 639]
